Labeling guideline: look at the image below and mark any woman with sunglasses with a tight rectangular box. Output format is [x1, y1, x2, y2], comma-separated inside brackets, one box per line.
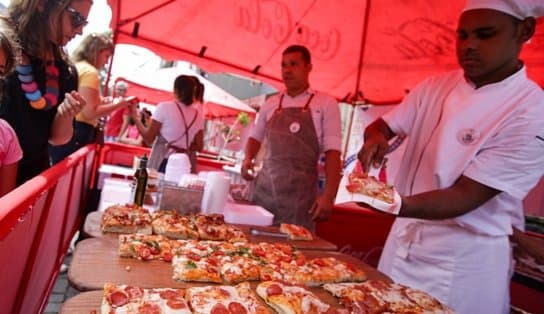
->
[49, 33, 135, 164]
[0, 0, 91, 185]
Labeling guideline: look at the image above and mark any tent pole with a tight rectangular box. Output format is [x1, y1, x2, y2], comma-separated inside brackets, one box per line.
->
[342, 0, 373, 163]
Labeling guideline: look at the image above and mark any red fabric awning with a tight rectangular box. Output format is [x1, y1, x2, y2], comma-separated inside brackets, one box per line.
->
[107, 0, 544, 104]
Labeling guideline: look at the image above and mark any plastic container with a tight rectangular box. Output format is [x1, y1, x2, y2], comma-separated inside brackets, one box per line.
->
[223, 202, 274, 226]
[164, 153, 191, 183]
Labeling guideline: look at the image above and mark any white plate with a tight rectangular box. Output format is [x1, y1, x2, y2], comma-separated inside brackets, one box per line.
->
[334, 173, 401, 215]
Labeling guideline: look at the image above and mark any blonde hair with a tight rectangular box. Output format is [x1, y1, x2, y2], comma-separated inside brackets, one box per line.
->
[72, 32, 113, 68]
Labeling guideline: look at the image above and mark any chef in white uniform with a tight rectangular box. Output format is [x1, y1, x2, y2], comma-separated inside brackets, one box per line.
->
[357, 1, 544, 313]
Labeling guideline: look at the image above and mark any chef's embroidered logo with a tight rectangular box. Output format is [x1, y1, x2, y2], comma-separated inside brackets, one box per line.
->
[457, 128, 479, 145]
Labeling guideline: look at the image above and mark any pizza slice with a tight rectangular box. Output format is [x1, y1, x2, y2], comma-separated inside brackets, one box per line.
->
[346, 171, 395, 204]
[192, 214, 229, 241]
[101, 203, 152, 234]
[225, 225, 248, 243]
[100, 282, 190, 314]
[322, 282, 388, 314]
[219, 255, 262, 284]
[185, 282, 268, 314]
[256, 281, 333, 314]
[171, 254, 222, 283]
[279, 223, 314, 241]
[118, 234, 174, 262]
[151, 210, 200, 240]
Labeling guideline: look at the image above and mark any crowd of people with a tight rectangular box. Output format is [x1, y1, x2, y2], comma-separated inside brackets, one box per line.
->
[0, 0, 543, 313]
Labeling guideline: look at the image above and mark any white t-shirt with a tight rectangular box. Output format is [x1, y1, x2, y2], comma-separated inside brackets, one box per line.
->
[383, 67, 544, 236]
[152, 100, 205, 149]
[249, 88, 342, 152]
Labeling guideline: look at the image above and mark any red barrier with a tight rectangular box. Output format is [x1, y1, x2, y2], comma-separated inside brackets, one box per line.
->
[0, 145, 96, 314]
[316, 204, 394, 267]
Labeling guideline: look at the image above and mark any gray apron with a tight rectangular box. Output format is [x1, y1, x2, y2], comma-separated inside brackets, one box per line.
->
[250, 93, 319, 230]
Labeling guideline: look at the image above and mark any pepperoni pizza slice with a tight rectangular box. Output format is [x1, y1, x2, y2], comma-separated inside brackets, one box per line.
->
[346, 171, 395, 204]
[256, 281, 333, 314]
[185, 281, 269, 314]
[323, 280, 455, 314]
[118, 234, 174, 262]
[100, 282, 190, 313]
[279, 223, 314, 241]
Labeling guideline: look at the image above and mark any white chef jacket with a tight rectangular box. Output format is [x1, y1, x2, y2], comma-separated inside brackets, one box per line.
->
[249, 88, 342, 153]
[379, 67, 544, 314]
[384, 67, 544, 236]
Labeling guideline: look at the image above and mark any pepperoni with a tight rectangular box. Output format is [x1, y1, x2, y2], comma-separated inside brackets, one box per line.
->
[108, 291, 129, 307]
[124, 286, 143, 299]
[312, 258, 327, 267]
[228, 301, 248, 314]
[207, 257, 219, 266]
[252, 247, 266, 257]
[163, 252, 172, 262]
[138, 302, 161, 314]
[167, 299, 187, 309]
[187, 252, 201, 261]
[266, 283, 283, 296]
[159, 289, 181, 300]
[210, 303, 230, 314]
[138, 247, 151, 260]
[295, 255, 306, 266]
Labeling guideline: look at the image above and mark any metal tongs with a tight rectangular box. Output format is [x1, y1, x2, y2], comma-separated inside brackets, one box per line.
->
[249, 228, 288, 238]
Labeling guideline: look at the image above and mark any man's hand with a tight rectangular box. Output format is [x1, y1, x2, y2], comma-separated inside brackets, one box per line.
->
[357, 133, 389, 173]
[56, 91, 85, 120]
[241, 158, 256, 181]
[309, 194, 333, 221]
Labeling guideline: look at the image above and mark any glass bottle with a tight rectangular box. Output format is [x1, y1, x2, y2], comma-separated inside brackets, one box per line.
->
[133, 155, 148, 206]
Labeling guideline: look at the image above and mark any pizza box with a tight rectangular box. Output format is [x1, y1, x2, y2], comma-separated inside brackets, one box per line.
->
[223, 202, 274, 226]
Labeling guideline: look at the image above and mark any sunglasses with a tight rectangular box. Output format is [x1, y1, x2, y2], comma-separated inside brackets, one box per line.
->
[66, 6, 88, 28]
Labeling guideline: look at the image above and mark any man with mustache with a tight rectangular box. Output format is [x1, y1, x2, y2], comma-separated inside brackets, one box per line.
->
[241, 45, 342, 231]
[357, 1, 544, 313]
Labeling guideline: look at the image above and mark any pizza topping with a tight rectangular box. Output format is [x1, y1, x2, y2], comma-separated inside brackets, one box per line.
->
[210, 303, 230, 314]
[228, 301, 248, 313]
[167, 299, 188, 309]
[265, 283, 283, 296]
[138, 302, 161, 314]
[107, 290, 129, 307]
[185, 260, 197, 269]
[124, 285, 143, 299]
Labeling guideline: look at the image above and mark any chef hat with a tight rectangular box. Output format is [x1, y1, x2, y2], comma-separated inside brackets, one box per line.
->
[462, 0, 544, 19]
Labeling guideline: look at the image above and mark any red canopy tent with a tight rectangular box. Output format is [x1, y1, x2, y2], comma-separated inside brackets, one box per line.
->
[115, 77, 252, 119]
[107, 0, 544, 105]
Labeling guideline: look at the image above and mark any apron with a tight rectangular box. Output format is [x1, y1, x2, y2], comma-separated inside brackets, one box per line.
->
[250, 93, 319, 230]
[379, 220, 510, 314]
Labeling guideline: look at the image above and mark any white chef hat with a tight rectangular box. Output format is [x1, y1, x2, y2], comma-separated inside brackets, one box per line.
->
[462, 0, 544, 20]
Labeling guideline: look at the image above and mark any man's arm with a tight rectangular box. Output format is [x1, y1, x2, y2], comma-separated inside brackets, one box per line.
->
[241, 137, 261, 180]
[399, 175, 500, 219]
[309, 149, 341, 220]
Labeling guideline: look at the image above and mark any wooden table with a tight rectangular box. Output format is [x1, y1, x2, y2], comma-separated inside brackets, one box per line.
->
[83, 211, 338, 251]
[68, 238, 389, 292]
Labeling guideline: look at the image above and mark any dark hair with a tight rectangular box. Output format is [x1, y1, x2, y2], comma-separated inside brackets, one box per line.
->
[8, 0, 91, 61]
[173, 75, 195, 105]
[283, 45, 311, 64]
[195, 81, 204, 102]
[0, 17, 19, 75]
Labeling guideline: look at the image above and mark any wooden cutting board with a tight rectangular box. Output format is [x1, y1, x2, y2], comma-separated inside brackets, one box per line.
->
[68, 238, 389, 292]
[84, 210, 338, 251]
